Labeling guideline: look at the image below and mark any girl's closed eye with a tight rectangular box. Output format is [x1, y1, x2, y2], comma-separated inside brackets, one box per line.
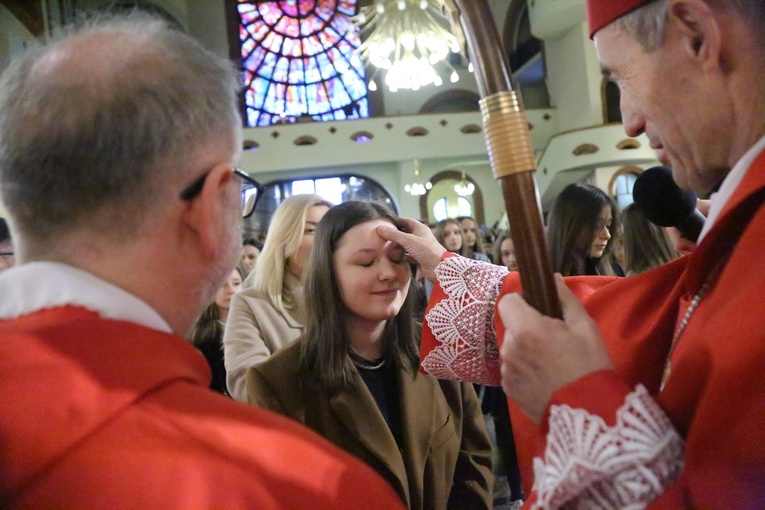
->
[389, 252, 405, 265]
[354, 256, 375, 267]
[387, 245, 406, 264]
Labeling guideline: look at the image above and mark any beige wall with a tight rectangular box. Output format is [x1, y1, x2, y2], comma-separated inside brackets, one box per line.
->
[545, 21, 603, 131]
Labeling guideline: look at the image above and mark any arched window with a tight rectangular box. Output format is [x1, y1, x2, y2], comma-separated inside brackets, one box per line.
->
[244, 173, 395, 237]
[609, 166, 642, 209]
[432, 196, 472, 222]
[234, 1, 369, 127]
[602, 77, 622, 123]
[420, 169, 484, 224]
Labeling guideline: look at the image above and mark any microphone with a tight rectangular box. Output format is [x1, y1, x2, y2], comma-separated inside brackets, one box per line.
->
[632, 166, 705, 242]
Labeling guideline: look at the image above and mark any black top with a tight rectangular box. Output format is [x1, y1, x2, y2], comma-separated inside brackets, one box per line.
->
[351, 353, 403, 449]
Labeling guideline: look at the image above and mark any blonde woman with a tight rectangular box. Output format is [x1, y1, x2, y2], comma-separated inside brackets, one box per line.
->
[223, 194, 332, 401]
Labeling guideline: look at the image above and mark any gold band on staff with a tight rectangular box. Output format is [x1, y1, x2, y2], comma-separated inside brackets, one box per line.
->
[479, 91, 537, 180]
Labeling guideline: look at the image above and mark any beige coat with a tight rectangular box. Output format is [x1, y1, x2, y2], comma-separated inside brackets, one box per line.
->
[223, 272, 304, 401]
[247, 341, 494, 510]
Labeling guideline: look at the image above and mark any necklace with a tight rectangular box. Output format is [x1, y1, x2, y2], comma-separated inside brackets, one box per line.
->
[660, 257, 728, 391]
[351, 357, 386, 371]
[348, 349, 386, 371]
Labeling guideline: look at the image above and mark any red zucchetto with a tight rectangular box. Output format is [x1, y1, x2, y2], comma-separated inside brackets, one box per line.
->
[587, 0, 653, 37]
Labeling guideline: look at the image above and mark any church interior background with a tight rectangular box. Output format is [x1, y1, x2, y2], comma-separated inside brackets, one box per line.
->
[0, 0, 660, 238]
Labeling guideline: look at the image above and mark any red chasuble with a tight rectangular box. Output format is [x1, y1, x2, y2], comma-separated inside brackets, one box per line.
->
[0, 306, 404, 509]
[420, 152, 765, 508]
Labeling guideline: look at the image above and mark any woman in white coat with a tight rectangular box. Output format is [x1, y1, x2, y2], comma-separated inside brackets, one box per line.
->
[223, 194, 331, 401]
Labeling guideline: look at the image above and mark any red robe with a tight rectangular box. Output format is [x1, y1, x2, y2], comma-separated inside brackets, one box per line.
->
[420, 151, 765, 508]
[0, 306, 405, 509]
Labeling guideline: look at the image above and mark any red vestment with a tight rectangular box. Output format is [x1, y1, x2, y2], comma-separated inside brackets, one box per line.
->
[0, 306, 404, 509]
[420, 151, 765, 508]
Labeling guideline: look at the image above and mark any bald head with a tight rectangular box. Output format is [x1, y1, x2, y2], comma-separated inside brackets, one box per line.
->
[34, 26, 154, 79]
[0, 13, 242, 255]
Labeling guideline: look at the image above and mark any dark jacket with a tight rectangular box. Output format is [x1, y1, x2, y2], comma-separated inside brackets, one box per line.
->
[246, 340, 493, 510]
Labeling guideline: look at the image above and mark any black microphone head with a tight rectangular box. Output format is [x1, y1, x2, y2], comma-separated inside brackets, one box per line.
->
[632, 166, 698, 227]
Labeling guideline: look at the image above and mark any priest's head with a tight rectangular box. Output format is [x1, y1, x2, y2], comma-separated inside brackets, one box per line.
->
[587, 0, 765, 194]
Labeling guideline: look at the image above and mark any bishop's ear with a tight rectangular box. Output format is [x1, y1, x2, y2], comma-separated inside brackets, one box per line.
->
[668, 0, 722, 68]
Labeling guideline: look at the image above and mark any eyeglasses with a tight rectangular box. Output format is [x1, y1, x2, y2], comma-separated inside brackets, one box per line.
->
[180, 167, 263, 218]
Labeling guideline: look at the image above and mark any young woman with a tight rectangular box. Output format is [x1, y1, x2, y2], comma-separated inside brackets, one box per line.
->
[621, 203, 680, 275]
[434, 218, 468, 257]
[493, 230, 518, 271]
[458, 216, 491, 262]
[223, 194, 332, 401]
[240, 238, 261, 277]
[190, 267, 243, 395]
[546, 183, 624, 276]
[426, 219, 470, 300]
[246, 201, 493, 510]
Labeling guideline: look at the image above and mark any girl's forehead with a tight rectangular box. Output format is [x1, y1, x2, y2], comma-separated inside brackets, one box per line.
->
[336, 218, 396, 249]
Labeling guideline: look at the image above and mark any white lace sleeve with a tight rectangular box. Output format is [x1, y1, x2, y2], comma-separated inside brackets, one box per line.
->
[533, 385, 685, 509]
[421, 256, 508, 385]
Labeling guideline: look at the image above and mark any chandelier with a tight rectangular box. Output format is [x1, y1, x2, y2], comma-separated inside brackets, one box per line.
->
[454, 171, 474, 196]
[404, 159, 432, 196]
[353, 0, 464, 92]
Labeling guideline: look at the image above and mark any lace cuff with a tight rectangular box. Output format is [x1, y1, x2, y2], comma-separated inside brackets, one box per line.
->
[421, 256, 508, 385]
[533, 385, 684, 509]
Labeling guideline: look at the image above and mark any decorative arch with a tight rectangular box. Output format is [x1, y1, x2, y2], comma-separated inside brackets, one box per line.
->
[406, 127, 429, 137]
[609, 165, 643, 209]
[419, 169, 485, 225]
[293, 135, 318, 146]
[602, 76, 622, 124]
[608, 165, 643, 197]
[617, 138, 641, 150]
[572, 143, 600, 156]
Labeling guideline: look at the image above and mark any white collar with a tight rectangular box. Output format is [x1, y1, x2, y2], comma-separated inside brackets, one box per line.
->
[0, 261, 172, 333]
[697, 134, 765, 243]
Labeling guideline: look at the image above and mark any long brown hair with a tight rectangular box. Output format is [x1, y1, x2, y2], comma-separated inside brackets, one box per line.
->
[546, 183, 620, 276]
[300, 201, 420, 392]
[622, 203, 679, 275]
[493, 230, 514, 268]
[190, 266, 244, 345]
[434, 218, 469, 257]
[458, 216, 487, 258]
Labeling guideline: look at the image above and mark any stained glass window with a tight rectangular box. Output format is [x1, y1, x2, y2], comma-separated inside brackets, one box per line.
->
[236, 0, 369, 127]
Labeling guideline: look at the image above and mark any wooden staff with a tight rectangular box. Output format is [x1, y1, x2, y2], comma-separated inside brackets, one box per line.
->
[441, 0, 561, 319]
